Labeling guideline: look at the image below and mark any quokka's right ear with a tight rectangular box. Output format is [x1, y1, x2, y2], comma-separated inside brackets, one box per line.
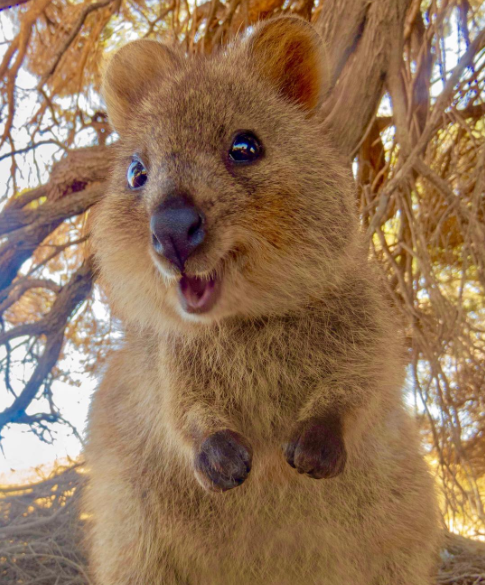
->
[247, 17, 328, 114]
[103, 40, 180, 134]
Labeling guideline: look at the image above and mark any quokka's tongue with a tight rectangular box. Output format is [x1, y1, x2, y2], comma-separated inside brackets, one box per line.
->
[179, 275, 220, 314]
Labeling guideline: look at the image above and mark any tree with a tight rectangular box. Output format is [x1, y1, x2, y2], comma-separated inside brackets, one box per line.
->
[0, 0, 484, 533]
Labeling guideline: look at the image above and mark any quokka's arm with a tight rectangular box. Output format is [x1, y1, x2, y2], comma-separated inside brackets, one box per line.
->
[281, 310, 397, 481]
[170, 389, 254, 493]
[283, 373, 388, 479]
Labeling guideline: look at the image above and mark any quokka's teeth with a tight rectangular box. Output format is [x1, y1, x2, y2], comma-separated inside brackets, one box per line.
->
[178, 275, 221, 314]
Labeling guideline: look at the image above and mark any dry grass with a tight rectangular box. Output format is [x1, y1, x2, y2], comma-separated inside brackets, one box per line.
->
[1, 464, 485, 584]
[438, 533, 485, 585]
[0, 465, 90, 584]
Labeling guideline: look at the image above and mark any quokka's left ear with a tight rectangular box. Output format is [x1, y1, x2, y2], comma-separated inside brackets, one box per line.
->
[247, 16, 328, 114]
[102, 40, 181, 134]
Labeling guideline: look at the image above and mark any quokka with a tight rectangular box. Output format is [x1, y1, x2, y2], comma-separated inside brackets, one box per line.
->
[85, 16, 440, 585]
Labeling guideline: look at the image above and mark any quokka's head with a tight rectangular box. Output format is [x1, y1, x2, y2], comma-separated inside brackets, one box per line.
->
[92, 16, 360, 330]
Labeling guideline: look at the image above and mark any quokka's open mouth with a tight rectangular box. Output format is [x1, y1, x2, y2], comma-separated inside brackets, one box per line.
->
[178, 274, 221, 314]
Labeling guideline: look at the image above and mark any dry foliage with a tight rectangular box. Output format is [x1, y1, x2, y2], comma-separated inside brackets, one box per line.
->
[0, 0, 484, 539]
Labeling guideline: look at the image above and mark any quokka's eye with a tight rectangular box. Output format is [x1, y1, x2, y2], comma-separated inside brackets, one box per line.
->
[228, 131, 263, 164]
[127, 159, 148, 190]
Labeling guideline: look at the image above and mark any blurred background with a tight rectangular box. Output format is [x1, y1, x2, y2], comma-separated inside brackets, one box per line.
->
[0, 0, 485, 582]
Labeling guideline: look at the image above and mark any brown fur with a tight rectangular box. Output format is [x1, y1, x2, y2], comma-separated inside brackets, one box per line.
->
[85, 16, 440, 585]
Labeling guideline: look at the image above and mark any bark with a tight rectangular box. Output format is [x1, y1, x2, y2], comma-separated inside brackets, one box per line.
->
[0, 146, 113, 293]
[0, 0, 33, 12]
[316, 0, 411, 157]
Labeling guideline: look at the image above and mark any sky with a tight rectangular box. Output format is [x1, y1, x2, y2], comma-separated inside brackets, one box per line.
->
[0, 379, 92, 482]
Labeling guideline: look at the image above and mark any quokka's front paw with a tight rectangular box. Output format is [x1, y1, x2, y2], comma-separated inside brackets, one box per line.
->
[194, 429, 253, 492]
[283, 416, 347, 479]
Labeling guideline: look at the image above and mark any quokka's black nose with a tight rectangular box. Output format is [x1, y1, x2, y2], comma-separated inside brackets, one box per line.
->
[150, 196, 205, 271]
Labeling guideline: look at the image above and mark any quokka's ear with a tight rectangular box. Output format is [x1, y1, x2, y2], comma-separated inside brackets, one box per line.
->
[103, 40, 180, 134]
[248, 17, 327, 113]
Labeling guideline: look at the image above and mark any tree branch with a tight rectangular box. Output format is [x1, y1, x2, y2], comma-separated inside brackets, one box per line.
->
[0, 262, 94, 435]
[366, 27, 485, 239]
[0, 278, 61, 314]
[0, 140, 67, 164]
[38, 0, 116, 88]
[318, 0, 412, 157]
[0, 182, 104, 239]
[0, 0, 33, 13]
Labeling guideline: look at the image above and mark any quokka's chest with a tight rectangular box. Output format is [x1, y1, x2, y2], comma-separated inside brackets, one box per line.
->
[161, 330, 329, 435]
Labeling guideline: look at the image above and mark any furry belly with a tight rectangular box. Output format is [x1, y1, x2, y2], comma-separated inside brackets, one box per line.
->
[162, 478, 369, 585]
[143, 445, 410, 585]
